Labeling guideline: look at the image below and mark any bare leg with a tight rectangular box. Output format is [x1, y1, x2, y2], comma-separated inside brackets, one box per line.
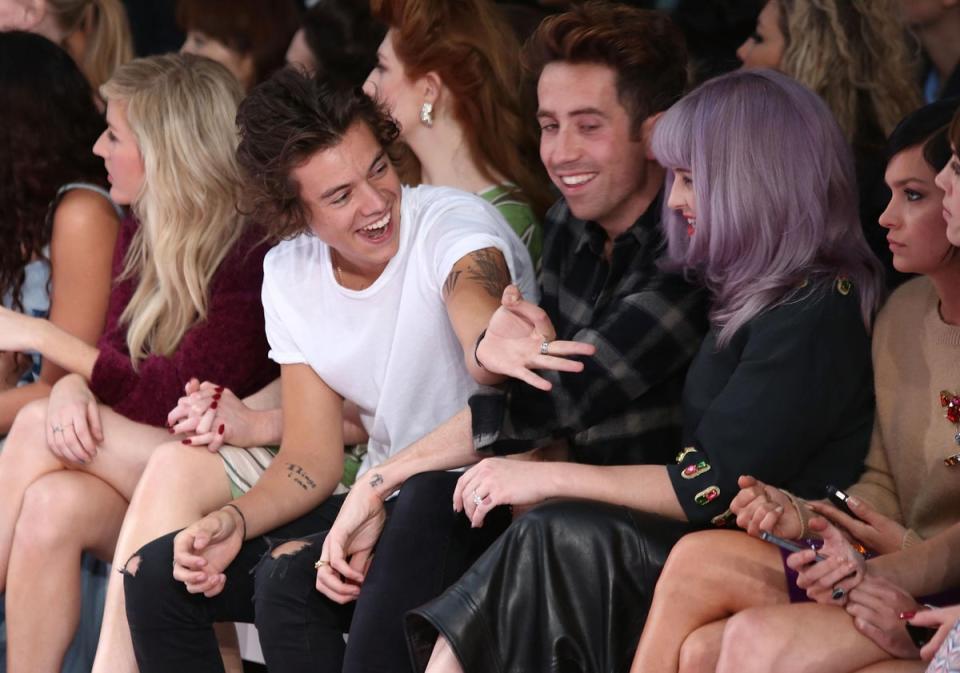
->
[853, 662, 925, 673]
[0, 399, 168, 590]
[678, 620, 727, 673]
[716, 603, 891, 673]
[91, 441, 233, 673]
[631, 530, 789, 673]
[6, 472, 126, 673]
[214, 623, 243, 673]
[424, 635, 465, 673]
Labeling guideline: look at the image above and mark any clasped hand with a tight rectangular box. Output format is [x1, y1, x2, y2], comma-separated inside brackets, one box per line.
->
[476, 285, 595, 391]
[172, 508, 243, 597]
[731, 475, 867, 604]
[314, 481, 384, 604]
[167, 378, 251, 451]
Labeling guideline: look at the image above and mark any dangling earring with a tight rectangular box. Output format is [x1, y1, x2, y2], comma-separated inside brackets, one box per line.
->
[419, 101, 434, 128]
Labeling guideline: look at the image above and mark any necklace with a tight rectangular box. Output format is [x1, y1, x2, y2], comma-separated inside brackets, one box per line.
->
[937, 390, 960, 466]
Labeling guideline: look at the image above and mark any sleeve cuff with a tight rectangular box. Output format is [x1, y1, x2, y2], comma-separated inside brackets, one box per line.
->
[267, 350, 307, 365]
[468, 387, 536, 456]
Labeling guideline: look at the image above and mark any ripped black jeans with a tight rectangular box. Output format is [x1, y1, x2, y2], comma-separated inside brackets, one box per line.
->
[124, 471, 510, 673]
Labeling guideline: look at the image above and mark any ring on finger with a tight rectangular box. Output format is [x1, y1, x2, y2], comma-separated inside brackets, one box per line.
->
[831, 586, 846, 601]
[539, 340, 550, 356]
[51, 424, 63, 433]
[472, 491, 484, 507]
[314, 559, 329, 569]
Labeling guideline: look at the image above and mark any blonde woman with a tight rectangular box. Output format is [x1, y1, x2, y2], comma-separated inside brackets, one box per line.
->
[738, 0, 921, 286]
[0, 0, 133, 93]
[0, 53, 277, 673]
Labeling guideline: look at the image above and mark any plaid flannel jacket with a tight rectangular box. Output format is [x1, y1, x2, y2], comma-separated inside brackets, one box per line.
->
[469, 197, 708, 466]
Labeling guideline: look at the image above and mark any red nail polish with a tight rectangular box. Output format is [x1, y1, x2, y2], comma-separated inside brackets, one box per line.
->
[899, 611, 916, 620]
[215, 386, 224, 393]
[213, 393, 222, 401]
[211, 402, 218, 410]
[218, 424, 225, 435]
[182, 438, 192, 445]
[168, 427, 175, 434]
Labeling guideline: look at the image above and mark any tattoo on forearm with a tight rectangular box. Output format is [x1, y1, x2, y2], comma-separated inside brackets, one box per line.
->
[285, 463, 317, 491]
[466, 248, 511, 300]
[442, 270, 462, 299]
[369, 472, 384, 488]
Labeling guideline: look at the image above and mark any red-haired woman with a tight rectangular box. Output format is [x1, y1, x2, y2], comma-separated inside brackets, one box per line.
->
[364, 0, 551, 262]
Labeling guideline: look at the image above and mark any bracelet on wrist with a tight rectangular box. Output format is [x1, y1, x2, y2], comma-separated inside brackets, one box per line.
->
[780, 489, 811, 539]
[222, 503, 247, 541]
[473, 328, 487, 369]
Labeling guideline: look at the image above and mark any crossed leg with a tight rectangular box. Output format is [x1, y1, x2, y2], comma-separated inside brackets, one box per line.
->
[630, 530, 790, 673]
[91, 441, 233, 673]
[0, 399, 170, 673]
[716, 603, 901, 673]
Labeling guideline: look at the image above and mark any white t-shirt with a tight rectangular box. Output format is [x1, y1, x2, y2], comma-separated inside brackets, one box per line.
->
[262, 185, 538, 475]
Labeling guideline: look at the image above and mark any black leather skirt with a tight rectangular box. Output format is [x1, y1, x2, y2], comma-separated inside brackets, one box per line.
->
[405, 500, 693, 673]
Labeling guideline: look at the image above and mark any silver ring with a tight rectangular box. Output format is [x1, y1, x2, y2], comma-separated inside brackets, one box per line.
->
[831, 586, 846, 601]
[472, 492, 483, 507]
[539, 340, 550, 356]
[51, 425, 63, 433]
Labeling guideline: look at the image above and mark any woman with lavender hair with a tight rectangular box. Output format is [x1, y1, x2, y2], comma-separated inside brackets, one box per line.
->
[407, 68, 884, 673]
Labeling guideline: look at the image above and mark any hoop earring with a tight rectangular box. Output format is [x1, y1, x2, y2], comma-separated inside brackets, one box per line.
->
[419, 101, 434, 128]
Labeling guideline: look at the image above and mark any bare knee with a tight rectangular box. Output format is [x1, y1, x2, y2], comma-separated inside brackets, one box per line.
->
[3, 398, 49, 456]
[14, 477, 78, 550]
[655, 531, 735, 603]
[140, 441, 217, 493]
[122, 553, 142, 577]
[678, 626, 721, 673]
[717, 610, 779, 673]
[269, 539, 311, 560]
[14, 397, 48, 427]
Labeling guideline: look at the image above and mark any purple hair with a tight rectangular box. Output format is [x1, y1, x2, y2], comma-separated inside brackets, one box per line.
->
[652, 69, 882, 346]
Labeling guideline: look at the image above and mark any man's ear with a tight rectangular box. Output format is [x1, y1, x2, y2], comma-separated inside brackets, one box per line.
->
[640, 111, 665, 161]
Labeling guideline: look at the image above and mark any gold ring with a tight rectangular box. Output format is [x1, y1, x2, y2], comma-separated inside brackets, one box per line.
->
[314, 559, 329, 569]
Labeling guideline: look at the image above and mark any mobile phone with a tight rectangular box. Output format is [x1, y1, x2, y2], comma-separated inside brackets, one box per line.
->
[905, 623, 938, 649]
[825, 484, 857, 518]
[760, 531, 826, 561]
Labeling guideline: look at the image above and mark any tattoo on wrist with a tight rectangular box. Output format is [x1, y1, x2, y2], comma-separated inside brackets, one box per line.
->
[285, 463, 317, 491]
[369, 472, 384, 489]
[467, 249, 511, 300]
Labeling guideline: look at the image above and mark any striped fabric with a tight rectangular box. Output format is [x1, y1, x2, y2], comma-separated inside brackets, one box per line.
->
[218, 445, 359, 500]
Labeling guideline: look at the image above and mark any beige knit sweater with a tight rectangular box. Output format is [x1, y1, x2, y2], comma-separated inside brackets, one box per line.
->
[847, 276, 960, 543]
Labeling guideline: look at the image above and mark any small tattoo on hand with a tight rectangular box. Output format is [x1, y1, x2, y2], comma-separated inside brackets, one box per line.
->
[369, 472, 384, 488]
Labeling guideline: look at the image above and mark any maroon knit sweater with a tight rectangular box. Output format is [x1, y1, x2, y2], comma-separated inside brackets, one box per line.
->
[89, 214, 279, 427]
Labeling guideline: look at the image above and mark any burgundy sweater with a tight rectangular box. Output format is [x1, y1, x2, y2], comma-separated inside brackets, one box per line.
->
[89, 214, 279, 427]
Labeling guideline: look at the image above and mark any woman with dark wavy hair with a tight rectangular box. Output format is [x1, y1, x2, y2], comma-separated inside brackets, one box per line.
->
[364, 0, 551, 262]
[0, 31, 120, 436]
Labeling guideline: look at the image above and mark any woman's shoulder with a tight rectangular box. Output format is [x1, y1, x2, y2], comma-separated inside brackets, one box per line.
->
[877, 276, 932, 322]
[49, 188, 123, 264]
[50, 187, 121, 238]
[747, 275, 869, 342]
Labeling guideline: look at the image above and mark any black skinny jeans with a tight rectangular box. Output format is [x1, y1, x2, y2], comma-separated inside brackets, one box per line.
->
[125, 471, 510, 673]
